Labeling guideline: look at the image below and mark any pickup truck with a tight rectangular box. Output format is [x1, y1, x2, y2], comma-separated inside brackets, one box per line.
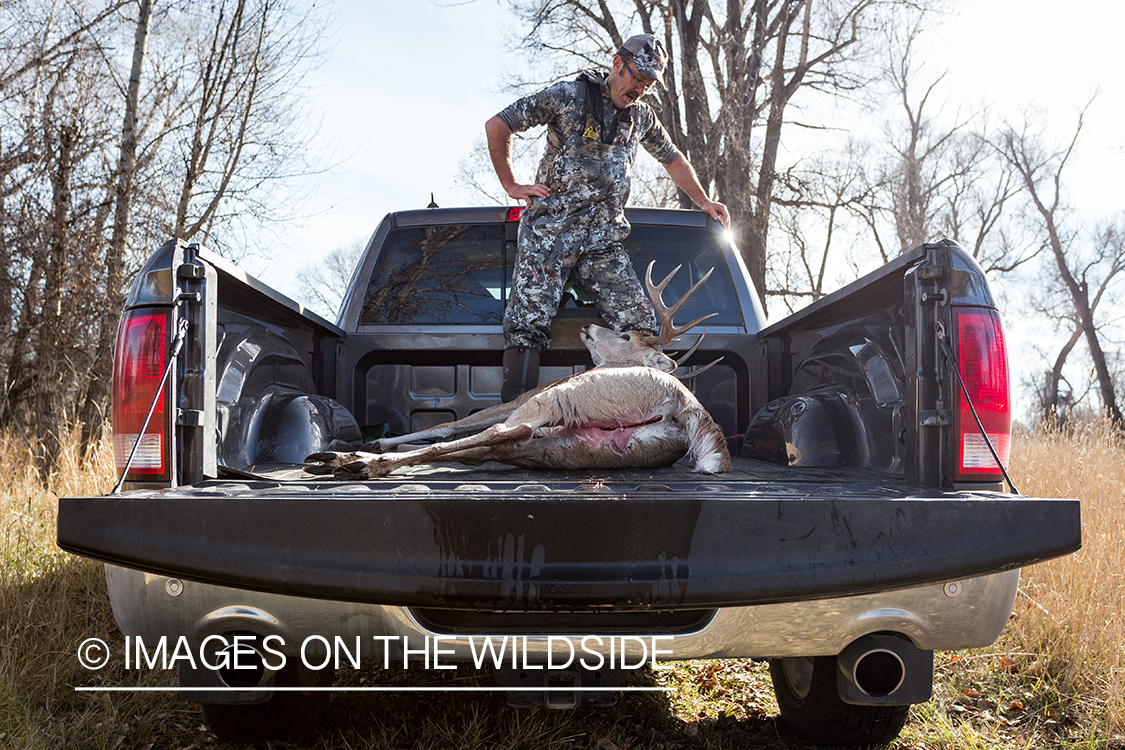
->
[58, 205, 1081, 746]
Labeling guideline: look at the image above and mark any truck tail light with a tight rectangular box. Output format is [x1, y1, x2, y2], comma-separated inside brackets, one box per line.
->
[507, 206, 524, 222]
[112, 309, 170, 479]
[954, 308, 1011, 480]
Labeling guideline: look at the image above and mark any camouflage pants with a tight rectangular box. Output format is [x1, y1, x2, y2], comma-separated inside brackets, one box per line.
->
[503, 214, 658, 350]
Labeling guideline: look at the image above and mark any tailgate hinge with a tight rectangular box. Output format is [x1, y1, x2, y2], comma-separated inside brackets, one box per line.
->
[920, 409, 950, 427]
[177, 408, 205, 427]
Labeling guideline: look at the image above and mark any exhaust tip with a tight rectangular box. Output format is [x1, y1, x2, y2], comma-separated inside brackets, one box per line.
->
[204, 635, 274, 689]
[215, 645, 266, 688]
[836, 634, 933, 705]
[852, 648, 905, 697]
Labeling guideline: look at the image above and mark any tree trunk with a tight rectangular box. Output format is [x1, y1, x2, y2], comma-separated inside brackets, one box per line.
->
[1001, 122, 1124, 429]
[1041, 325, 1081, 425]
[37, 124, 79, 476]
[744, 0, 808, 303]
[80, 0, 155, 454]
[1038, 190, 1123, 427]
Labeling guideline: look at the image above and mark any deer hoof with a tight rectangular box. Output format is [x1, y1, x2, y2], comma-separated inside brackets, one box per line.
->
[303, 452, 346, 475]
[305, 451, 345, 464]
[304, 451, 364, 477]
[333, 456, 390, 479]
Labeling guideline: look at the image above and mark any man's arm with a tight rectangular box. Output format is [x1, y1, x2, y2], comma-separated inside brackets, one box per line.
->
[485, 116, 550, 204]
[663, 154, 730, 229]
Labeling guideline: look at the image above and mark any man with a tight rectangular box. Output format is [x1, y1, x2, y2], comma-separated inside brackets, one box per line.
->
[486, 33, 730, 402]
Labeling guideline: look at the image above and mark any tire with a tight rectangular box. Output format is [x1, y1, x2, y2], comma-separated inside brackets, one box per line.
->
[769, 656, 909, 747]
[201, 663, 334, 743]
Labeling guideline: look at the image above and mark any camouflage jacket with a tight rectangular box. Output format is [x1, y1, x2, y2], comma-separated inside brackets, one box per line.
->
[496, 70, 680, 235]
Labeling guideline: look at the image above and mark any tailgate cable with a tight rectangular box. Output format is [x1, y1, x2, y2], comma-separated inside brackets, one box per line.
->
[936, 322, 1021, 495]
[112, 315, 190, 493]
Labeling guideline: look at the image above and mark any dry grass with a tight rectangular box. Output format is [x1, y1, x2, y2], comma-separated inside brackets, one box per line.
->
[889, 419, 1125, 749]
[1006, 420, 1125, 733]
[1, 428, 113, 577]
[0, 429, 155, 750]
[1, 423, 1122, 749]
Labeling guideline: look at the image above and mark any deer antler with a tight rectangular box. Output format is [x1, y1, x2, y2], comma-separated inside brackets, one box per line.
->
[669, 332, 707, 368]
[673, 356, 724, 382]
[643, 262, 718, 347]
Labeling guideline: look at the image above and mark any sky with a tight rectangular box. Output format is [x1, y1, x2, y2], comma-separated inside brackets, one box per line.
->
[924, 0, 1123, 218]
[251, 0, 517, 280]
[251, 0, 1124, 297]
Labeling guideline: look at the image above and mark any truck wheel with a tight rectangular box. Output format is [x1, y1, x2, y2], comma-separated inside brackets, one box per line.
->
[769, 656, 909, 746]
[200, 664, 334, 743]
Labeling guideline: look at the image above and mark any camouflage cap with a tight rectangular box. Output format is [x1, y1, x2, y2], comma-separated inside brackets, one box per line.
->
[618, 33, 668, 86]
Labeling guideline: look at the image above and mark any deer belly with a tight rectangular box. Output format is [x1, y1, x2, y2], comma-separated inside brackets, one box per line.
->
[504, 417, 688, 470]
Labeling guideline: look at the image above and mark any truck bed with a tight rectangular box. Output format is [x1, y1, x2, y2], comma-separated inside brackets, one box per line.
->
[220, 453, 901, 485]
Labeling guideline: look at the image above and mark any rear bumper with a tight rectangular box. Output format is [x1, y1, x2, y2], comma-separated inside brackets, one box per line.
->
[105, 564, 1022, 661]
[59, 478, 1080, 610]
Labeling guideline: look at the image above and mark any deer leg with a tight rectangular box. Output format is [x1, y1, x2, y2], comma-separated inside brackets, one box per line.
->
[370, 403, 515, 452]
[367, 375, 572, 452]
[318, 421, 537, 478]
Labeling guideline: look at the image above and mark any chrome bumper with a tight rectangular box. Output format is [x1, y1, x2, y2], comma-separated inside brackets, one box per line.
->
[105, 564, 1019, 661]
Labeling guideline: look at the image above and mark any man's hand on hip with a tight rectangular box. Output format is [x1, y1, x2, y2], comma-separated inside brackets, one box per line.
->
[506, 183, 551, 204]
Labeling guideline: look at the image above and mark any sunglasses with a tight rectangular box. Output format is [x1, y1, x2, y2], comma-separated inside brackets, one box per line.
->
[621, 58, 656, 90]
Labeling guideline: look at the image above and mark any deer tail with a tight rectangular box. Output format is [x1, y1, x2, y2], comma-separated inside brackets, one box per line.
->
[684, 404, 732, 473]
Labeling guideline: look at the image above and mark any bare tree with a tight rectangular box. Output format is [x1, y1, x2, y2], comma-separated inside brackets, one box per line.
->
[296, 239, 367, 320]
[861, 18, 1032, 275]
[0, 0, 329, 472]
[1035, 320, 1083, 424]
[0, 0, 128, 470]
[767, 144, 877, 307]
[996, 111, 1125, 427]
[167, 0, 328, 252]
[80, 0, 156, 453]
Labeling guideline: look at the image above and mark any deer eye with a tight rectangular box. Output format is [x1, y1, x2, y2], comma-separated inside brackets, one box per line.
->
[620, 334, 630, 341]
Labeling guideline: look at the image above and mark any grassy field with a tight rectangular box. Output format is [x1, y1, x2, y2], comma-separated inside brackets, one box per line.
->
[0, 424, 1120, 750]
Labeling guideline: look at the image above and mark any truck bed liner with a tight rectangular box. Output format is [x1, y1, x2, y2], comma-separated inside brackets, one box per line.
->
[221, 454, 906, 485]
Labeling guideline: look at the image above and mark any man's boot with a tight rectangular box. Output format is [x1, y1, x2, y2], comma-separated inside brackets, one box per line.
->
[501, 346, 540, 403]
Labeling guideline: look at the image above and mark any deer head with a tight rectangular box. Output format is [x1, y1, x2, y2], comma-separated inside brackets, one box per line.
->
[580, 262, 720, 377]
[581, 327, 679, 371]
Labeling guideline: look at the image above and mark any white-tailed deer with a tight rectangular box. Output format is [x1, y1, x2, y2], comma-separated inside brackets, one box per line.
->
[305, 263, 732, 478]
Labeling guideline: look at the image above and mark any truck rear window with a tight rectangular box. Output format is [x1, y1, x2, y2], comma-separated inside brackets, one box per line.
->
[358, 222, 743, 326]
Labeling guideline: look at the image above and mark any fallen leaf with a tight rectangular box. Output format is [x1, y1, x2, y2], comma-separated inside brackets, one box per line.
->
[958, 689, 981, 706]
[596, 738, 619, 750]
[997, 654, 1019, 673]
